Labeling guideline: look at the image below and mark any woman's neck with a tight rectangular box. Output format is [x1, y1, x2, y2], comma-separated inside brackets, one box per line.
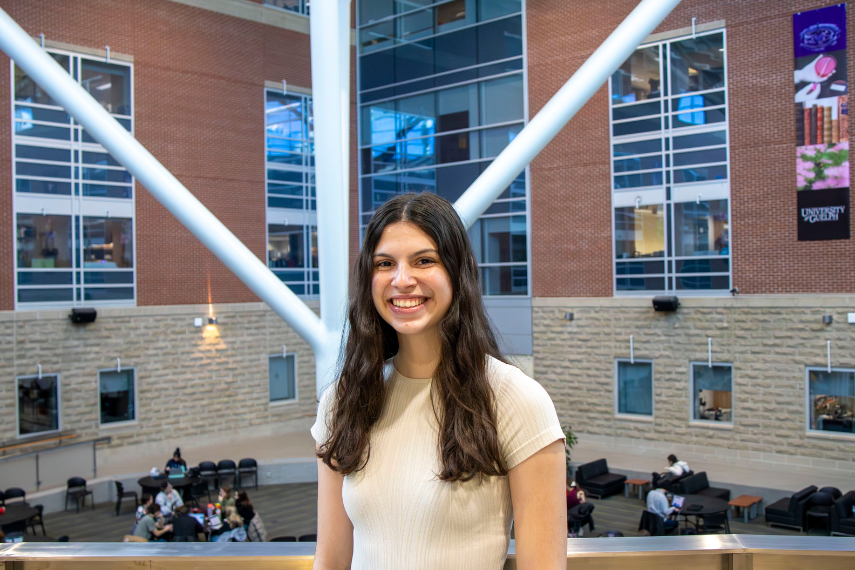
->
[394, 330, 441, 379]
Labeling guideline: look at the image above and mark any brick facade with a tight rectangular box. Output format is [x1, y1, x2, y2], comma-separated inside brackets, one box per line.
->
[527, 0, 855, 298]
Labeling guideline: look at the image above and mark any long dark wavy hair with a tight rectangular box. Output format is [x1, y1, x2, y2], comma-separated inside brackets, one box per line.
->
[317, 192, 508, 482]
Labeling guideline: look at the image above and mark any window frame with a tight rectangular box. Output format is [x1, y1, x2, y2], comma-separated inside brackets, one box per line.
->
[15, 373, 62, 439]
[689, 361, 734, 427]
[97, 366, 138, 428]
[614, 358, 655, 421]
[11, 48, 137, 309]
[608, 28, 732, 297]
[262, 0, 310, 16]
[805, 366, 855, 438]
[268, 352, 299, 405]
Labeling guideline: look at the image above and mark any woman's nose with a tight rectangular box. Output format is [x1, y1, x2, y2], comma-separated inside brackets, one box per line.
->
[391, 264, 416, 288]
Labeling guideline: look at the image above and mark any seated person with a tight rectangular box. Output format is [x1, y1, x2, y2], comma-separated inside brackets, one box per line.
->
[566, 480, 586, 510]
[210, 507, 246, 542]
[170, 505, 204, 542]
[132, 494, 153, 534]
[155, 481, 184, 520]
[133, 503, 173, 541]
[165, 448, 187, 473]
[236, 489, 268, 542]
[646, 487, 680, 532]
[651, 454, 690, 487]
[218, 485, 235, 511]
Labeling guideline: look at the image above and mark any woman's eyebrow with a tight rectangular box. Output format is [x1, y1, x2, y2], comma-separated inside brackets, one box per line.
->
[372, 248, 437, 258]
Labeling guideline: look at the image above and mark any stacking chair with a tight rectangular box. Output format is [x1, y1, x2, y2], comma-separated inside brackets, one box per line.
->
[238, 458, 258, 490]
[298, 534, 317, 542]
[697, 512, 730, 534]
[115, 481, 139, 516]
[189, 480, 211, 507]
[217, 460, 237, 488]
[198, 461, 219, 491]
[4, 488, 26, 504]
[65, 477, 93, 512]
[0, 490, 4, 506]
[28, 505, 46, 536]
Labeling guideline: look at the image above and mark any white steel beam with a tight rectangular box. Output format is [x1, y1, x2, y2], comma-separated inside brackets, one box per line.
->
[310, 0, 352, 395]
[0, 6, 327, 354]
[453, 0, 683, 229]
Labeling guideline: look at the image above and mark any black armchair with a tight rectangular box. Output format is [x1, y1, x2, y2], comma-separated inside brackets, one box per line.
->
[659, 470, 694, 494]
[674, 472, 730, 501]
[238, 458, 258, 490]
[765, 485, 817, 532]
[568, 503, 595, 535]
[819, 486, 842, 500]
[575, 459, 626, 499]
[832, 491, 855, 536]
[805, 492, 835, 535]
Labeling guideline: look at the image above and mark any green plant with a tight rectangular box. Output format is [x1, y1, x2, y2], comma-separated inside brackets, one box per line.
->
[562, 425, 578, 470]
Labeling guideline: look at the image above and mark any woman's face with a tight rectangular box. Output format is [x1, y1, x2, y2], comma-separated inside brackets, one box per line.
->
[371, 222, 453, 340]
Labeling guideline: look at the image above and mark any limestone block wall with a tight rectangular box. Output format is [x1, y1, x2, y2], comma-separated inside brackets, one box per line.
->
[0, 302, 318, 459]
[534, 295, 855, 477]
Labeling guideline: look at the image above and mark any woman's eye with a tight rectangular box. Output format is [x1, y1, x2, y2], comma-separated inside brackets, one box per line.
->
[417, 258, 436, 266]
[375, 260, 392, 268]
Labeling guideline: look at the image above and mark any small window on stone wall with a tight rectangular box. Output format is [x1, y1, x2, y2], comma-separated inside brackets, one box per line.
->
[691, 363, 732, 424]
[269, 354, 297, 403]
[99, 368, 136, 425]
[615, 359, 653, 417]
[17, 374, 60, 437]
[807, 368, 855, 435]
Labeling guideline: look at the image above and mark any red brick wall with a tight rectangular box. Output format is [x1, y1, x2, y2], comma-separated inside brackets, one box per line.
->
[0, 0, 358, 309]
[528, 0, 855, 297]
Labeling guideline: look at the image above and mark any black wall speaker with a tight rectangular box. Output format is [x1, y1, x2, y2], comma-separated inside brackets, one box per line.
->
[652, 296, 680, 312]
[69, 308, 97, 324]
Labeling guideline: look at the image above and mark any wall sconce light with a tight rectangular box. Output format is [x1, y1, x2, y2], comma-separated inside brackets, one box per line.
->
[69, 307, 97, 324]
[652, 296, 679, 312]
[208, 316, 218, 326]
[823, 315, 833, 325]
[564, 312, 574, 321]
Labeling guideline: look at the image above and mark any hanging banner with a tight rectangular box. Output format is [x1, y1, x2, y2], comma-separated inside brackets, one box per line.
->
[794, 4, 851, 241]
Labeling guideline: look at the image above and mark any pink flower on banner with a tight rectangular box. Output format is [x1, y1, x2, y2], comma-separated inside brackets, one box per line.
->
[797, 160, 816, 178]
[798, 146, 818, 156]
[797, 175, 808, 188]
[823, 164, 849, 181]
[812, 179, 831, 190]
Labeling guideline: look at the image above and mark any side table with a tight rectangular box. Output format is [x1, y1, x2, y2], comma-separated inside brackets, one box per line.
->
[729, 494, 763, 523]
[624, 478, 650, 500]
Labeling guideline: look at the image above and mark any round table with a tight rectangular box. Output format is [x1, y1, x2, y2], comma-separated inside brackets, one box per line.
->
[677, 494, 730, 535]
[0, 504, 39, 532]
[137, 476, 201, 500]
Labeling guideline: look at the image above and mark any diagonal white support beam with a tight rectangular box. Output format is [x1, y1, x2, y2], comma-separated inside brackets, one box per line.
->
[0, 6, 327, 354]
[453, 0, 683, 229]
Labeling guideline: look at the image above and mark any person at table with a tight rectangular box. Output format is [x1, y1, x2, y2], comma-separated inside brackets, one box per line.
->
[566, 480, 586, 510]
[133, 503, 173, 541]
[132, 494, 153, 534]
[651, 454, 690, 487]
[165, 448, 187, 473]
[236, 489, 268, 542]
[155, 481, 184, 520]
[646, 487, 679, 532]
[210, 507, 246, 542]
[171, 505, 204, 542]
[218, 485, 235, 511]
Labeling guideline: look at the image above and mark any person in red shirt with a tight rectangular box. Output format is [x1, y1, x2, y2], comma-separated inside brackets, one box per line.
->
[566, 481, 586, 509]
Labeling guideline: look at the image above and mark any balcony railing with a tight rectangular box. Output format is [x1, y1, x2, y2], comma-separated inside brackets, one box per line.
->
[1, 535, 854, 569]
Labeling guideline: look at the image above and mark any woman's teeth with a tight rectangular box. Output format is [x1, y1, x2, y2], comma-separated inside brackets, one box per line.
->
[392, 298, 425, 308]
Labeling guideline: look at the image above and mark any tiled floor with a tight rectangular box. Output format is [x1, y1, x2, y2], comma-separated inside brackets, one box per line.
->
[32, 482, 806, 542]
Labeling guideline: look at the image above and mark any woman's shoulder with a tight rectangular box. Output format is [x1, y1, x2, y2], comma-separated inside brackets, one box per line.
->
[486, 356, 544, 396]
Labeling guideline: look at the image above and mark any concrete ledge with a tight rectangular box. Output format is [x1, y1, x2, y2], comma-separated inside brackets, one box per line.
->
[533, 294, 855, 309]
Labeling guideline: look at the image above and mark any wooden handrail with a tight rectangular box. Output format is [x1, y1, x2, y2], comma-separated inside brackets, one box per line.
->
[0, 433, 79, 455]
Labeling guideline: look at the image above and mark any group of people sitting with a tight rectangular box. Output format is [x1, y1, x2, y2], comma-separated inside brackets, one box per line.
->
[126, 483, 267, 543]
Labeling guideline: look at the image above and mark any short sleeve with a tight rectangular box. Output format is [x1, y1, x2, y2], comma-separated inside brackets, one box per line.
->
[311, 384, 335, 446]
[492, 360, 564, 469]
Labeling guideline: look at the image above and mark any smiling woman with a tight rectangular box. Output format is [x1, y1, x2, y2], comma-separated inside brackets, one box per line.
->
[312, 192, 566, 570]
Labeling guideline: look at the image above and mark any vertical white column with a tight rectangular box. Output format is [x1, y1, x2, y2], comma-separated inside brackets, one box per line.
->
[310, 0, 352, 396]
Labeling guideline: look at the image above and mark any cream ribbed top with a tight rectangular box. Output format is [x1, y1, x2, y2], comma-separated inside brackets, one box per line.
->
[311, 357, 564, 570]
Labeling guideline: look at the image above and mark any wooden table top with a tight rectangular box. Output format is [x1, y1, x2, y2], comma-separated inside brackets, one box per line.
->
[729, 494, 763, 507]
[625, 478, 650, 485]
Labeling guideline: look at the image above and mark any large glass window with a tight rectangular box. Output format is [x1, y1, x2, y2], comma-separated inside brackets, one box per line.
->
[99, 369, 136, 425]
[691, 363, 733, 423]
[13, 50, 135, 307]
[263, 0, 309, 15]
[269, 354, 297, 402]
[17, 374, 60, 437]
[616, 360, 653, 417]
[808, 368, 855, 434]
[266, 89, 318, 297]
[358, 2, 528, 296]
[610, 31, 730, 294]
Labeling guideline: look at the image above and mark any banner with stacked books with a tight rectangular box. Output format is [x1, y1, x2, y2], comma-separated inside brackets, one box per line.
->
[794, 4, 851, 241]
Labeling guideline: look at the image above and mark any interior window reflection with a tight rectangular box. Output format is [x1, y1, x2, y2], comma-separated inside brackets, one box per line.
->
[612, 46, 661, 104]
[266, 93, 306, 139]
[82, 217, 133, 268]
[81, 60, 131, 115]
[468, 216, 527, 264]
[268, 224, 306, 268]
[670, 33, 725, 95]
[15, 53, 70, 105]
[16, 214, 73, 269]
[674, 200, 729, 256]
[615, 205, 664, 258]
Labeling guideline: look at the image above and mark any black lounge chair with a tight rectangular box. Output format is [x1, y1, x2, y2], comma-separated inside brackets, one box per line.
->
[832, 491, 855, 536]
[765, 485, 817, 532]
[674, 472, 730, 501]
[575, 459, 626, 499]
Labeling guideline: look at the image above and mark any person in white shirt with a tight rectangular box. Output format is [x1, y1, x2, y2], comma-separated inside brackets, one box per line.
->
[652, 454, 690, 488]
[646, 487, 679, 532]
[155, 481, 183, 520]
